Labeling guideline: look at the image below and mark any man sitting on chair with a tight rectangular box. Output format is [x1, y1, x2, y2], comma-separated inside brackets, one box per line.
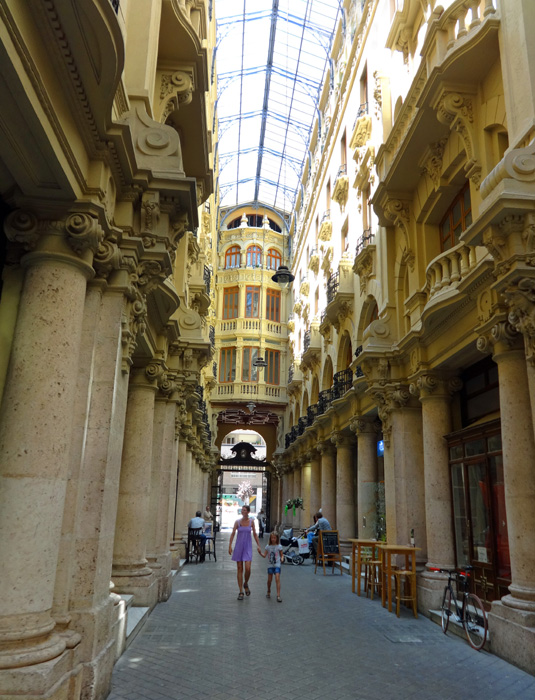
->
[304, 511, 331, 559]
[188, 511, 207, 561]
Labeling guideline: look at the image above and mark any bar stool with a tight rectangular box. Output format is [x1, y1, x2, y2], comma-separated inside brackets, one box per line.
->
[393, 568, 418, 617]
[365, 545, 383, 600]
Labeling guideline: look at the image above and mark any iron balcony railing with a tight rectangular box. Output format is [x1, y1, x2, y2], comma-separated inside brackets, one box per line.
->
[298, 417, 307, 436]
[307, 403, 319, 426]
[212, 361, 217, 378]
[110, 0, 120, 13]
[203, 265, 211, 295]
[354, 345, 364, 378]
[327, 270, 340, 304]
[355, 228, 374, 256]
[317, 388, 333, 416]
[303, 330, 311, 353]
[321, 209, 331, 224]
[333, 368, 353, 399]
[209, 325, 215, 348]
[352, 101, 369, 131]
[288, 364, 294, 383]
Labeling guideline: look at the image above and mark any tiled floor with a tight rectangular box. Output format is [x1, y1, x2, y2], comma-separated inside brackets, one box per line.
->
[108, 534, 535, 699]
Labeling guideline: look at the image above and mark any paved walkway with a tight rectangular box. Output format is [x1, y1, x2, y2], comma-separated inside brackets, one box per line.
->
[108, 534, 535, 700]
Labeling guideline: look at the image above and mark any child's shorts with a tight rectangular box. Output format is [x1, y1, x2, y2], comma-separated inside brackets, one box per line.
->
[268, 567, 281, 575]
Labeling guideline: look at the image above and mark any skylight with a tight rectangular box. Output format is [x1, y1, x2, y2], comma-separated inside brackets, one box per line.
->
[214, 0, 342, 215]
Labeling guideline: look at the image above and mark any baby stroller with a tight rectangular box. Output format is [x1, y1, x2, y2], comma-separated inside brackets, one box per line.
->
[281, 528, 311, 566]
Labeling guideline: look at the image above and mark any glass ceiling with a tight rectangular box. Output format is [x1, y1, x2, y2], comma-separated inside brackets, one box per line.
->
[214, 0, 342, 216]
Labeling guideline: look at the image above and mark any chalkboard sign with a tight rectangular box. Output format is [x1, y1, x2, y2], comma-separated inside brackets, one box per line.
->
[315, 530, 343, 575]
[320, 530, 339, 554]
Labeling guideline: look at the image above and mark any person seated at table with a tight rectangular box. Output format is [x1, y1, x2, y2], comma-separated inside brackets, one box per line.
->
[203, 505, 213, 523]
[188, 511, 207, 561]
[304, 511, 331, 558]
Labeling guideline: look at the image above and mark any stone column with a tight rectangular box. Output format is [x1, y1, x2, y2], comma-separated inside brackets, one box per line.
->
[411, 374, 459, 611]
[485, 323, 535, 671]
[64, 280, 131, 691]
[112, 368, 158, 608]
[147, 378, 178, 601]
[281, 468, 290, 525]
[332, 432, 356, 543]
[173, 430, 192, 558]
[0, 211, 97, 673]
[301, 454, 312, 528]
[317, 440, 336, 527]
[351, 417, 378, 539]
[377, 387, 426, 551]
[293, 462, 302, 529]
[309, 448, 321, 516]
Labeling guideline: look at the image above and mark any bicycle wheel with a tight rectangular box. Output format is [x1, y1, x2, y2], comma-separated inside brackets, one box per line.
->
[463, 594, 487, 650]
[441, 587, 453, 633]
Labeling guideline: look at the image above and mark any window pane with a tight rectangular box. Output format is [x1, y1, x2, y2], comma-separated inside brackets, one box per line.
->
[452, 200, 462, 224]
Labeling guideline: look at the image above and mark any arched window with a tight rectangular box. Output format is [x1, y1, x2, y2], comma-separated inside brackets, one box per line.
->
[440, 182, 472, 252]
[246, 245, 262, 267]
[225, 245, 241, 269]
[267, 248, 281, 270]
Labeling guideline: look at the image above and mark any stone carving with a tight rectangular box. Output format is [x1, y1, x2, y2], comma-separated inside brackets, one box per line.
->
[504, 278, 535, 364]
[354, 247, 374, 295]
[373, 71, 382, 119]
[421, 138, 448, 189]
[65, 212, 104, 256]
[141, 191, 160, 234]
[481, 139, 535, 199]
[160, 70, 194, 105]
[4, 209, 39, 250]
[351, 116, 372, 149]
[93, 239, 122, 280]
[435, 91, 481, 188]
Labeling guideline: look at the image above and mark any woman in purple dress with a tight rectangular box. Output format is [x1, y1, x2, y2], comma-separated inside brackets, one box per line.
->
[228, 505, 261, 600]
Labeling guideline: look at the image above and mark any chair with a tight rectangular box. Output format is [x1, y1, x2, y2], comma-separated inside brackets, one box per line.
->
[393, 568, 418, 617]
[187, 527, 204, 564]
[203, 523, 217, 562]
[365, 544, 383, 600]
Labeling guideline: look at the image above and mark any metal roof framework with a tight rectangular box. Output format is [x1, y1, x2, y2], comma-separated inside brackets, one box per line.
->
[214, 0, 342, 215]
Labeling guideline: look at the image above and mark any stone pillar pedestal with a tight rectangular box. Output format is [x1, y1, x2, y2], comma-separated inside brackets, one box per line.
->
[352, 418, 378, 539]
[332, 432, 355, 543]
[0, 212, 94, 683]
[112, 369, 158, 608]
[412, 374, 459, 612]
[489, 339, 535, 673]
[317, 440, 336, 528]
[172, 436, 191, 562]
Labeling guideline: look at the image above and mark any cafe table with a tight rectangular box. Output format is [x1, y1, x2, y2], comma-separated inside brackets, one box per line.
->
[377, 544, 420, 613]
[348, 538, 384, 595]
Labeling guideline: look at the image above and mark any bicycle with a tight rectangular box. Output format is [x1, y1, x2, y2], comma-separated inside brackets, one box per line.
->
[430, 566, 488, 650]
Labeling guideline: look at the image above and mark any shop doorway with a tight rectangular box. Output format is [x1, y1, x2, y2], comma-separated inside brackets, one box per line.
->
[447, 419, 511, 605]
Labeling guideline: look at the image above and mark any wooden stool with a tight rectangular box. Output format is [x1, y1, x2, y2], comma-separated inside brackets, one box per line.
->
[393, 569, 418, 617]
[366, 558, 383, 600]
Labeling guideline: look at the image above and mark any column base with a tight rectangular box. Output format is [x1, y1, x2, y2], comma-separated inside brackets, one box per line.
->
[111, 568, 158, 609]
[149, 552, 173, 601]
[489, 599, 535, 675]
[0, 646, 82, 699]
[417, 570, 450, 614]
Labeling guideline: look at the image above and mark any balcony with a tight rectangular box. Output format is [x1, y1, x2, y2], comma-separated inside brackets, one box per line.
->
[287, 362, 303, 394]
[354, 345, 365, 380]
[318, 210, 332, 242]
[301, 324, 321, 370]
[353, 229, 376, 295]
[317, 388, 333, 416]
[332, 164, 349, 208]
[325, 259, 354, 331]
[216, 382, 287, 403]
[188, 260, 211, 316]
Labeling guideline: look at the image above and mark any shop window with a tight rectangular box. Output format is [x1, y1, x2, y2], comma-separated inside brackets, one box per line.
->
[242, 347, 259, 382]
[266, 349, 280, 385]
[225, 245, 241, 268]
[460, 355, 499, 427]
[246, 245, 262, 267]
[219, 347, 236, 383]
[440, 182, 472, 252]
[245, 286, 260, 318]
[223, 286, 239, 319]
[267, 248, 281, 270]
[266, 288, 281, 322]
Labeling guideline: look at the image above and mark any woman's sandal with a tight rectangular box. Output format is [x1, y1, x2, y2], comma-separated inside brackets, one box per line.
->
[244, 584, 251, 596]
[237, 592, 244, 600]
[277, 596, 282, 603]
[266, 592, 270, 598]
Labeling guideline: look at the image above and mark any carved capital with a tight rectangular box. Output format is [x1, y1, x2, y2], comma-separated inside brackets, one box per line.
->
[4, 210, 39, 250]
[477, 320, 520, 355]
[410, 373, 462, 400]
[316, 440, 334, 456]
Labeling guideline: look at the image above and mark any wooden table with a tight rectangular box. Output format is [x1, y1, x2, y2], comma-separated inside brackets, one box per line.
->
[348, 539, 383, 595]
[377, 544, 420, 612]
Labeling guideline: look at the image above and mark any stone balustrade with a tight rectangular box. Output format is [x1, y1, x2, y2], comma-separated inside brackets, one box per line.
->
[425, 242, 477, 298]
